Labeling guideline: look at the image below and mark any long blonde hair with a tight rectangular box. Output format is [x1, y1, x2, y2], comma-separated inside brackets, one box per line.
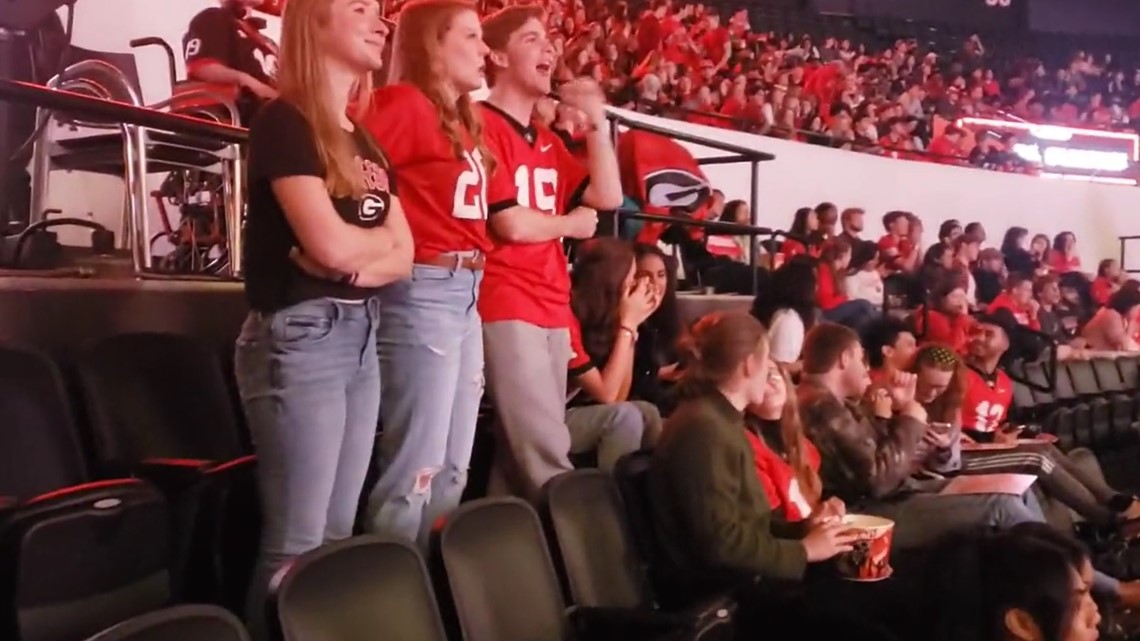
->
[276, 0, 376, 197]
[388, 0, 495, 176]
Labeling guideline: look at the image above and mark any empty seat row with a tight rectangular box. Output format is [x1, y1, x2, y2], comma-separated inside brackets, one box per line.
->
[93, 469, 732, 641]
[1011, 356, 1140, 488]
[0, 334, 258, 641]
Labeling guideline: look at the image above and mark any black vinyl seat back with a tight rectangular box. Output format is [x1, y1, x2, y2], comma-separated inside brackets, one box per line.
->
[270, 537, 447, 641]
[433, 498, 568, 641]
[612, 451, 664, 573]
[540, 470, 650, 610]
[1066, 361, 1102, 397]
[1119, 356, 1140, 391]
[84, 605, 247, 641]
[76, 332, 244, 467]
[1093, 359, 1128, 394]
[1022, 362, 1057, 406]
[0, 343, 88, 499]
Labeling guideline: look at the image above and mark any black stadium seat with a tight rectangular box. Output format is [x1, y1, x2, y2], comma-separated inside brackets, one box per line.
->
[1065, 361, 1112, 447]
[83, 605, 248, 641]
[73, 332, 259, 610]
[0, 343, 170, 641]
[431, 497, 675, 641]
[269, 537, 448, 641]
[539, 470, 735, 641]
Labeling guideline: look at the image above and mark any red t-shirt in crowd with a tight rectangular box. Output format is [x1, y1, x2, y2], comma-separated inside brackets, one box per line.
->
[1091, 276, 1115, 306]
[636, 11, 663, 56]
[362, 83, 492, 262]
[816, 265, 847, 310]
[744, 428, 821, 523]
[877, 234, 914, 268]
[477, 103, 589, 328]
[567, 315, 595, 378]
[986, 293, 1041, 331]
[960, 366, 1013, 434]
[913, 307, 975, 353]
[1050, 250, 1081, 274]
[700, 26, 731, 65]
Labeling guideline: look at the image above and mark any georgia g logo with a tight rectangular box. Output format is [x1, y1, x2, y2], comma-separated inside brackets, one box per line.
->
[643, 168, 711, 212]
[359, 193, 389, 223]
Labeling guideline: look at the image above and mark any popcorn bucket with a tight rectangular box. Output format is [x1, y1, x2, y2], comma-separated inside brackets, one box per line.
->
[835, 514, 895, 581]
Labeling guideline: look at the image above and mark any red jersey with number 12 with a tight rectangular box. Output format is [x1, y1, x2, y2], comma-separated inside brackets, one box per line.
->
[361, 83, 492, 261]
[960, 366, 1013, 433]
[478, 103, 590, 328]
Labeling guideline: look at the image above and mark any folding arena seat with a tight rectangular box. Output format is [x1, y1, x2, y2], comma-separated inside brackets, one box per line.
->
[1093, 358, 1140, 427]
[0, 343, 170, 641]
[1064, 360, 1112, 447]
[269, 537, 447, 641]
[73, 332, 258, 610]
[432, 497, 677, 641]
[1023, 361, 1080, 451]
[84, 605, 248, 641]
[538, 470, 735, 641]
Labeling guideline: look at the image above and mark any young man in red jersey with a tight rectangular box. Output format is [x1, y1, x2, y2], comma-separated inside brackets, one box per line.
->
[960, 309, 1020, 441]
[478, 5, 625, 500]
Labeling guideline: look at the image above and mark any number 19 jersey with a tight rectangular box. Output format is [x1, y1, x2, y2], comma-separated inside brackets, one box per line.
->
[478, 102, 590, 328]
[361, 83, 493, 262]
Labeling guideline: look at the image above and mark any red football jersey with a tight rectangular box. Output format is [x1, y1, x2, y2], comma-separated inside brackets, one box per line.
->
[745, 430, 820, 522]
[960, 366, 1014, 434]
[567, 315, 594, 377]
[478, 103, 589, 328]
[360, 83, 492, 262]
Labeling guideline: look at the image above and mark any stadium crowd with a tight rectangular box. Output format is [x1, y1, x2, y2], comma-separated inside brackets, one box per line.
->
[485, 0, 1140, 171]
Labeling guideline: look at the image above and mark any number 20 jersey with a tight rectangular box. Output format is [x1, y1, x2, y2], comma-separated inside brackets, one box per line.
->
[477, 102, 590, 328]
[361, 83, 493, 262]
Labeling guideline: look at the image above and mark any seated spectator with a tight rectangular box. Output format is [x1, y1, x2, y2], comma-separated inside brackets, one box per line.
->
[838, 207, 864, 246]
[646, 313, 837, 574]
[1050, 231, 1082, 274]
[965, 222, 987, 246]
[797, 322, 1046, 550]
[863, 317, 918, 386]
[878, 210, 917, 273]
[927, 125, 966, 163]
[751, 260, 818, 371]
[919, 242, 954, 294]
[914, 343, 1140, 528]
[1091, 258, 1124, 307]
[1080, 285, 1140, 352]
[1029, 233, 1052, 274]
[950, 233, 981, 308]
[1034, 273, 1080, 347]
[913, 278, 975, 353]
[778, 206, 819, 264]
[986, 273, 1041, 331]
[648, 311, 885, 640]
[966, 247, 1003, 303]
[923, 524, 1101, 641]
[632, 243, 683, 410]
[1001, 226, 1037, 278]
[566, 238, 663, 472]
[846, 240, 884, 308]
[937, 219, 963, 247]
[817, 238, 878, 331]
[745, 366, 824, 523]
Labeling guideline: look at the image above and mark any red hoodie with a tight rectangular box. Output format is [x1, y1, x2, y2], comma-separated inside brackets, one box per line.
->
[913, 307, 976, 353]
[986, 293, 1041, 331]
[817, 265, 847, 310]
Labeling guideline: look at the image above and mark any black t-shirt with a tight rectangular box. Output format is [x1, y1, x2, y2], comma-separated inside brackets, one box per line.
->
[183, 6, 274, 86]
[243, 99, 397, 313]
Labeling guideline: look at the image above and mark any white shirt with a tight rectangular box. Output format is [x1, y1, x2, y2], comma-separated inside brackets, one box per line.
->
[847, 269, 884, 307]
[769, 308, 806, 364]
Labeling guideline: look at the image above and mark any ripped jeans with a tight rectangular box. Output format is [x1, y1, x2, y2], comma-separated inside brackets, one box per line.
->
[366, 264, 484, 548]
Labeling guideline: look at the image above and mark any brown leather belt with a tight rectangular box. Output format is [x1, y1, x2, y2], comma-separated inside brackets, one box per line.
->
[417, 252, 485, 271]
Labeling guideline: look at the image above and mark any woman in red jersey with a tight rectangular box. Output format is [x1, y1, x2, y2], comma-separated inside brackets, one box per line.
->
[358, 0, 493, 547]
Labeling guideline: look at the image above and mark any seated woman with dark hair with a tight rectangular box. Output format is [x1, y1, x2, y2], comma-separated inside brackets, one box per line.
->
[923, 523, 1101, 641]
[751, 260, 820, 371]
[566, 238, 663, 471]
[817, 238, 878, 332]
[631, 243, 684, 411]
[1081, 285, 1140, 352]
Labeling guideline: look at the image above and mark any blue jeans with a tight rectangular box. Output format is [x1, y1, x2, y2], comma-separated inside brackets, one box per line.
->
[234, 297, 380, 632]
[822, 299, 878, 332]
[366, 264, 484, 547]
